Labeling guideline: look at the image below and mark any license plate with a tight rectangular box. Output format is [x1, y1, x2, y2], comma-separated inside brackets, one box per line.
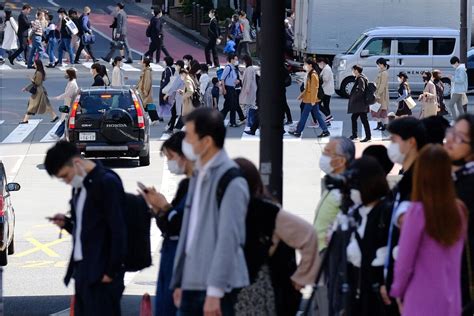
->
[79, 132, 96, 141]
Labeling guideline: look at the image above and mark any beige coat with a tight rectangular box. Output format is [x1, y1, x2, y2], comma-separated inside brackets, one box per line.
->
[182, 76, 195, 116]
[419, 80, 438, 118]
[375, 69, 389, 110]
[26, 72, 53, 115]
[137, 67, 153, 105]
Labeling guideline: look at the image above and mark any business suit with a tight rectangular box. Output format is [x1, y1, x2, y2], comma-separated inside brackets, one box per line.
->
[105, 10, 133, 62]
[63, 163, 127, 316]
[9, 12, 30, 62]
[205, 18, 220, 67]
[144, 15, 170, 63]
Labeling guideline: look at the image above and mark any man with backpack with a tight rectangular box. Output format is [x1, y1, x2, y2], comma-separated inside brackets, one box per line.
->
[348, 64, 372, 143]
[220, 54, 246, 127]
[171, 108, 250, 316]
[144, 8, 170, 64]
[44, 141, 127, 315]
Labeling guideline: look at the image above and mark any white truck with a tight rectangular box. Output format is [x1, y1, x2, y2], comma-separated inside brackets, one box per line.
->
[293, 0, 470, 57]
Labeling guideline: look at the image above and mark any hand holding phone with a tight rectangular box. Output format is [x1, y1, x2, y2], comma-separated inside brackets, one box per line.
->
[137, 181, 149, 193]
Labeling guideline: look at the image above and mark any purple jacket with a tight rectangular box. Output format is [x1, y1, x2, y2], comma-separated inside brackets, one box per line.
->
[391, 202, 466, 316]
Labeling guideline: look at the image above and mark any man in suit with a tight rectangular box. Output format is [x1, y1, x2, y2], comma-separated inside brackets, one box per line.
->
[8, 4, 32, 65]
[103, 2, 133, 64]
[205, 9, 220, 68]
[171, 108, 250, 315]
[45, 141, 127, 316]
[144, 7, 170, 64]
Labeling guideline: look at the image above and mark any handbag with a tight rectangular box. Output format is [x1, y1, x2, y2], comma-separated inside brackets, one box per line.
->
[110, 40, 125, 50]
[190, 81, 203, 108]
[462, 93, 469, 106]
[26, 83, 37, 95]
[64, 17, 79, 35]
[404, 96, 417, 110]
[82, 33, 96, 44]
[370, 102, 382, 113]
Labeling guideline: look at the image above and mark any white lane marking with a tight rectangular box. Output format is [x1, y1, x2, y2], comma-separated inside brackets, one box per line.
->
[241, 122, 303, 141]
[160, 133, 171, 141]
[1, 119, 42, 144]
[91, 27, 144, 56]
[121, 64, 140, 72]
[81, 62, 94, 69]
[47, 0, 59, 7]
[40, 121, 62, 143]
[316, 121, 343, 144]
[150, 63, 164, 72]
[0, 64, 12, 71]
[361, 121, 386, 141]
[58, 66, 78, 72]
[9, 155, 26, 182]
[0, 120, 4, 125]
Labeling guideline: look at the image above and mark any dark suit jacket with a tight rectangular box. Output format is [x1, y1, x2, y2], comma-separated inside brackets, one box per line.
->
[64, 162, 127, 285]
[149, 16, 163, 40]
[17, 12, 30, 37]
[208, 18, 220, 40]
[348, 75, 368, 114]
[92, 75, 105, 87]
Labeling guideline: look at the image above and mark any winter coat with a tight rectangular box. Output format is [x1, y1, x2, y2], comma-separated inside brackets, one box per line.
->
[419, 80, 438, 118]
[452, 64, 468, 94]
[348, 75, 368, 114]
[55, 79, 79, 106]
[137, 67, 153, 105]
[2, 18, 18, 50]
[26, 72, 53, 115]
[320, 64, 335, 96]
[300, 70, 320, 105]
[375, 69, 389, 110]
[182, 76, 195, 116]
[239, 66, 257, 106]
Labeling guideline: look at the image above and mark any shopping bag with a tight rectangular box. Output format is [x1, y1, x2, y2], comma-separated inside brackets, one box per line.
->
[64, 17, 79, 35]
[404, 96, 417, 109]
[369, 102, 382, 113]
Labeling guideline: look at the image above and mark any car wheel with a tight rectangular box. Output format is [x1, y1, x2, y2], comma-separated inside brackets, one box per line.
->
[441, 78, 452, 99]
[0, 249, 7, 266]
[340, 77, 356, 99]
[8, 235, 14, 255]
[139, 152, 150, 167]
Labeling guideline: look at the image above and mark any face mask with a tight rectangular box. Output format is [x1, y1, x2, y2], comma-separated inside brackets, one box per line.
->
[398, 77, 402, 83]
[319, 154, 334, 175]
[387, 142, 406, 164]
[70, 162, 85, 189]
[350, 189, 363, 206]
[182, 139, 198, 162]
[168, 159, 185, 175]
[209, 14, 213, 19]
[184, 61, 189, 67]
[303, 65, 308, 72]
[234, 61, 239, 66]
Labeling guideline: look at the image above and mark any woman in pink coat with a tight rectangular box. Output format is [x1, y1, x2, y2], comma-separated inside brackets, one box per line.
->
[391, 144, 467, 315]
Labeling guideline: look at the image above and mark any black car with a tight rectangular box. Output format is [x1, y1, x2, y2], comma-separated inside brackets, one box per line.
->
[0, 161, 20, 266]
[65, 88, 151, 166]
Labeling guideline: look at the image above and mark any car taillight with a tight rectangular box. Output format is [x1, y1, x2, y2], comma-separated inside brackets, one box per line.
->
[132, 93, 145, 129]
[0, 196, 4, 217]
[69, 96, 81, 129]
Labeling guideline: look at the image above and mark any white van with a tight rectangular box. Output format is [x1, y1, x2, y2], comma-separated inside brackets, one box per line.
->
[332, 27, 459, 98]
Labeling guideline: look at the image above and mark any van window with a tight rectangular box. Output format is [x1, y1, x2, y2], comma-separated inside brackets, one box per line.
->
[433, 38, 456, 55]
[346, 34, 368, 55]
[363, 38, 391, 56]
[397, 39, 429, 55]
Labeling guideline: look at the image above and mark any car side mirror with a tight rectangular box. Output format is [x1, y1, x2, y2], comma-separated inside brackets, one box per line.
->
[6, 183, 20, 192]
[360, 50, 370, 58]
[59, 105, 70, 113]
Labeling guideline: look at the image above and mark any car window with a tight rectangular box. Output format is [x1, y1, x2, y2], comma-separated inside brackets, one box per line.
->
[346, 34, 368, 55]
[433, 38, 455, 55]
[363, 38, 391, 56]
[78, 93, 135, 114]
[397, 38, 429, 55]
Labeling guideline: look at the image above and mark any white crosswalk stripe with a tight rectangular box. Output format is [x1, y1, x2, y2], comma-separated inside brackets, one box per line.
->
[0, 120, 4, 125]
[121, 64, 141, 72]
[0, 64, 12, 71]
[81, 62, 94, 69]
[150, 63, 165, 72]
[40, 121, 63, 143]
[1, 119, 42, 144]
[361, 121, 389, 141]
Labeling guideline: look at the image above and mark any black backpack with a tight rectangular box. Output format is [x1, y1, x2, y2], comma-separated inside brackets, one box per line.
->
[364, 77, 377, 106]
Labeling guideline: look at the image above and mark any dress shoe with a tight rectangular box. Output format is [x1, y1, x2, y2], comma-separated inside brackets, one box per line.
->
[8, 56, 14, 65]
[318, 131, 330, 138]
[19, 121, 28, 124]
[244, 130, 256, 136]
[360, 138, 371, 143]
[51, 116, 59, 123]
[349, 135, 358, 141]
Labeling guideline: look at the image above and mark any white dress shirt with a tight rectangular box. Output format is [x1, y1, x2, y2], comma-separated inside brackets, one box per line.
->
[73, 187, 87, 261]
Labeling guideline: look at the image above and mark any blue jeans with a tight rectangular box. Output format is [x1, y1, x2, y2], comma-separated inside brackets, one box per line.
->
[155, 239, 178, 316]
[247, 108, 257, 127]
[27, 35, 45, 67]
[178, 290, 238, 316]
[296, 103, 328, 134]
[47, 38, 58, 64]
[57, 38, 74, 64]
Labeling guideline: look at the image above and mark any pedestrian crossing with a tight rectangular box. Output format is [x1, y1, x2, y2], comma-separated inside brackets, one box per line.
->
[0, 119, 391, 145]
[0, 61, 165, 73]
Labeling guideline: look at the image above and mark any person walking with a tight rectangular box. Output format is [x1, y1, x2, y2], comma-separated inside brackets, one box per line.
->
[137, 57, 155, 120]
[372, 58, 389, 131]
[52, 68, 79, 139]
[444, 114, 474, 315]
[8, 4, 31, 65]
[45, 141, 127, 316]
[20, 60, 58, 124]
[237, 11, 251, 58]
[27, 10, 46, 69]
[144, 8, 170, 64]
[139, 132, 192, 316]
[418, 71, 438, 119]
[433, 70, 449, 116]
[239, 55, 257, 128]
[91, 63, 105, 86]
[164, 60, 185, 132]
[103, 2, 133, 64]
[317, 57, 335, 124]
[199, 64, 213, 108]
[289, 58, 330, 138]
[179, 69, 196, 118]
[395, 72, 412, 118]
[220, 54, 246, 127]
[390, 144, 466, 316]
[44, 13, 59, 68]
[448, 56, 469, 118]
[171, 108, 250, 316]
[348, 65, 371, 142]
[1, 10, 18, 58]
[74, 7, 97, 64]
[111, 56, 126, 87]
[228, 14, 242, 50]
[54, 8, 75, 67]
[158, 56, 175, 118]
[99, 64, 111, 86]
[205, 9, 220, 68]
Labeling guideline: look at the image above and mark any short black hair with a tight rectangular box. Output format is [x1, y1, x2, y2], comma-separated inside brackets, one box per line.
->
[175, 60, 185, 69]
[212, 77, 219, 85]
[227, 54, 237, 62]
[362, 145, 394, 175]
[421, 116, 450, 145]
[450, 56, 460, 65]
[200, 63, 209, 73]
[316, 57, 329, 64]
[23, 4, 32, 10]
[349, 156, 390, 205]
[117, 2, 125, 9]
[161, 131, 185, 156]
[376, 57, 389, 69]
[164, 56, 174, 67]
[422, 71, 432, 81]
[142, 57, 151, 67]
[44, 141, 81, 176]
[57, 7, 66, 14]
[185, 108, 226, 149]
[388, 117, 427, 150]
[91, 62, 101, 72]
[352, 64, 363, 73]
[242, 55, 253, 67]
[183, 54, 193, 61]
[68, 8, 77, 16]
[153, 8, 162, 16]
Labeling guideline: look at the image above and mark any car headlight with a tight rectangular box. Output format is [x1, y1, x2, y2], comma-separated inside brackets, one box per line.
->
[337, 59, 347, 71]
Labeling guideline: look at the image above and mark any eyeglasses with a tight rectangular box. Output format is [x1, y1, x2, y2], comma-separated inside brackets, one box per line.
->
[446, 127, 471, 145]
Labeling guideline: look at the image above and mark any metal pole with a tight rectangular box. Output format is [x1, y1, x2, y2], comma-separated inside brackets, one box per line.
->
[460, 0, 468, 63]
[259, 0, 285, 202]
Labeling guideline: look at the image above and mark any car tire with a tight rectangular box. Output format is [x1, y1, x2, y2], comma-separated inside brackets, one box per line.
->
[441, 78, 452, 99]
[139, 152, 150, 167]
[340, 77, 356, 99]
[0, 249, 7, 266]
[8, 235, 14, 255]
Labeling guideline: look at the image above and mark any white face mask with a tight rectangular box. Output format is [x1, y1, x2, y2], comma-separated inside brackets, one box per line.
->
[182, 139, 198, 162]
[303, 65, 309, 72]
[168, 159, 185, 175]
[387, 142, 406, 164]
[184, 60, 189, 67]
[397, 77, 403, 83]
[319, 154, 334, 175]
[70, 162, 85, 189]
[209, 14, 213, 19]
[350, 189, 362, 206]
[234, 60, 239, 66]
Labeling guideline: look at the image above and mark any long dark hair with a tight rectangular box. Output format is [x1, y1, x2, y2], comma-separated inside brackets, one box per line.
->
[35, 60, 46, 81]
[5, 10, 12, 21]
[234, 158, 270, 199]
[349, 156, 389, 205]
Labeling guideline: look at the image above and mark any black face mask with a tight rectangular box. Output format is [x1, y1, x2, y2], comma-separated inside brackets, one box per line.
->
[423, 77, 429, 82]
[453, 158, 467, 167]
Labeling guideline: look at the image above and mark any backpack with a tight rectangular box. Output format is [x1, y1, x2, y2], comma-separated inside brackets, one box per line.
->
[364, 77, 377, 106]
[145, 23, 151, 38]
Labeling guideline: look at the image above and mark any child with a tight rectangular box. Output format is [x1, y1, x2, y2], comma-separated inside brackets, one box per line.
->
[211, 77, 220, 110]
[224, 35, 236, 54]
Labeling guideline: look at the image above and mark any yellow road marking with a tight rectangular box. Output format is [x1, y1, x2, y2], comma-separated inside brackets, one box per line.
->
[13, 238, 67, 258]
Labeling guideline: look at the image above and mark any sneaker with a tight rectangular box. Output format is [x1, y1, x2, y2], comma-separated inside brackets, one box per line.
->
[360, 138, 371, 143]
[349, 135, 358, 141]
[284, 120, 293, 125]
[326, 121, 331, 127]
[317, 131, 330, 138]
[244, 130, 256, 136]
[288, 131, 301, 137]
[46, 64, 55, 68]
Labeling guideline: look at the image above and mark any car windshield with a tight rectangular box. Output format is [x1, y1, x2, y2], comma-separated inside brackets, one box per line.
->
[345, 34, 368, 54]
[78, 92, 135, 114]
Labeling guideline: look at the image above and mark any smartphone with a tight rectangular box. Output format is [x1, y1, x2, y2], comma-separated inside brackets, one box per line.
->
[137, 181, 149, 193]
[45, 216, 54, 221]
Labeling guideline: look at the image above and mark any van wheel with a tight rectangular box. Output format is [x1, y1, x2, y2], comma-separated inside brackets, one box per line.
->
[8, 235, 14, 255]
[340, 77, 356, 99]
[441, 78, 452, 99]
[0, 249, 8, 266]
[139, 152, 150, 167]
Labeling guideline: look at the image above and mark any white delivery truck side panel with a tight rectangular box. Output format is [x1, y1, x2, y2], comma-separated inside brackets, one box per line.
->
[295, 0, 465, 56]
